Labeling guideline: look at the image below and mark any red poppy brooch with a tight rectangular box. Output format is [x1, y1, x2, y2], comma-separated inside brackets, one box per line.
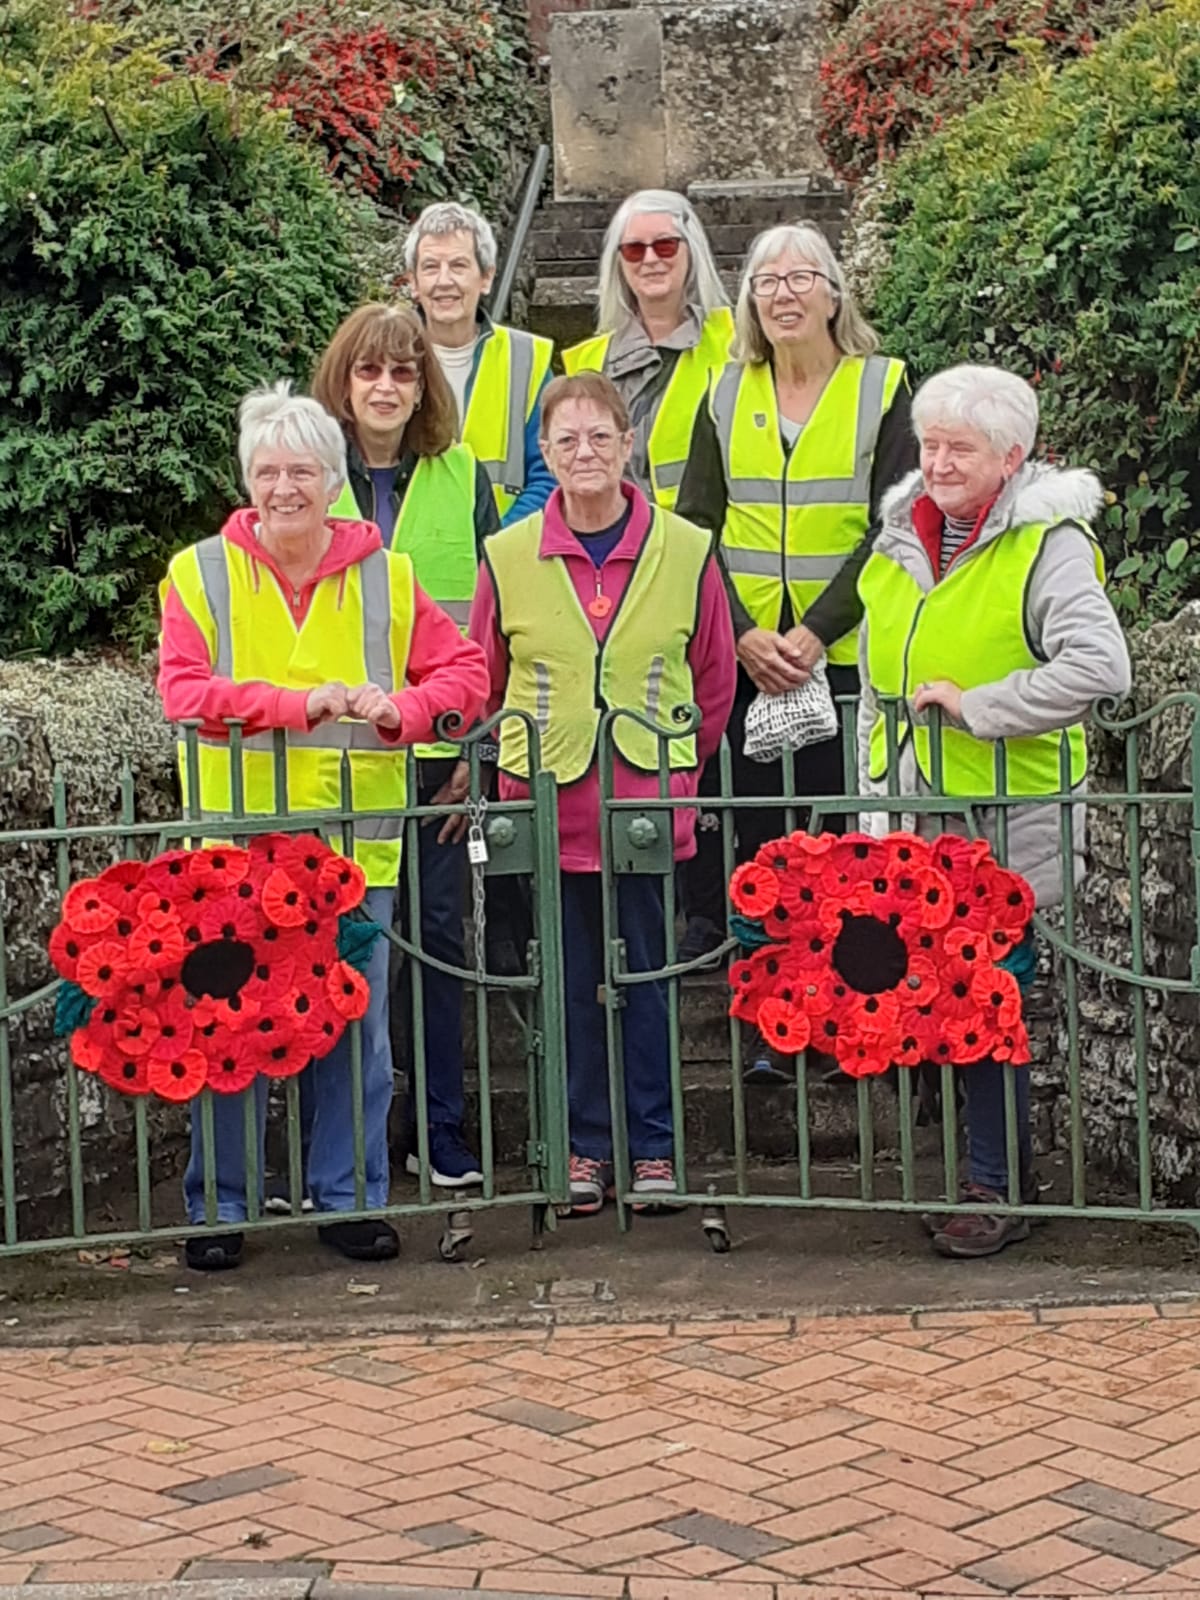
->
[728, 831, 1035, 1078]
[49, 836, 382, 1102]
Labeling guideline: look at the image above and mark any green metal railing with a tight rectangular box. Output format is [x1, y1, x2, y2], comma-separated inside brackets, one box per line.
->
[2, 692, 1198, 1261]
[598, 693, 1200, 1250]
[0, 711, 569, 1259]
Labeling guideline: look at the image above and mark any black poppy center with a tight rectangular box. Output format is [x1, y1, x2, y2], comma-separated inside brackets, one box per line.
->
[181, 938, 255, 1001]
[831, 913, 909, 995]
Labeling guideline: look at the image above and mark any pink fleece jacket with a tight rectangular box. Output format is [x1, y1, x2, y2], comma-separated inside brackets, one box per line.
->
[158, 508, 489, 745]
[468, 484, 736, 873]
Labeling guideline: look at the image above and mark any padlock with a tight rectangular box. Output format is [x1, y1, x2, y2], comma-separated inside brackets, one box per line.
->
[467, 827, 489, 866]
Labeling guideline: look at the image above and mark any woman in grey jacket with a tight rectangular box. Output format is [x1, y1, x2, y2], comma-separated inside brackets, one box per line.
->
[856, 363, 1131, 1258]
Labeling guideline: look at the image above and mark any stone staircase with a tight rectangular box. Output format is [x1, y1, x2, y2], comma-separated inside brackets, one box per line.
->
[525, 176, 852, 347]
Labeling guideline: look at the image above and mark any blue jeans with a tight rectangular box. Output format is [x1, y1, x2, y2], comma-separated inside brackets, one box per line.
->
[963, 932, 1036, 1193]
[184, 885, 396, 1223]
[562, 872, 673, 1163]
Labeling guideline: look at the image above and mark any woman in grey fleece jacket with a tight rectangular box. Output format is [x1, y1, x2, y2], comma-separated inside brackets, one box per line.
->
[856, 363, 1131, 1259]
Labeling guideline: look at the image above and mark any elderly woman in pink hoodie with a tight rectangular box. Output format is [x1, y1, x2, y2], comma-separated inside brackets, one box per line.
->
[469, 372, 736, 1215]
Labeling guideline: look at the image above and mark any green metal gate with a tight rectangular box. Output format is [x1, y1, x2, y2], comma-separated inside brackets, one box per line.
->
[0, 711, 570, 1259]
[597, 694, 1200, 1249]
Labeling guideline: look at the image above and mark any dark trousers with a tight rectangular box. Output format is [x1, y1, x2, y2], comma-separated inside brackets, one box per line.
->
[683, 663, 859, 927]
[393, 761, 467, 1134]
[562, 872, 674, 1163]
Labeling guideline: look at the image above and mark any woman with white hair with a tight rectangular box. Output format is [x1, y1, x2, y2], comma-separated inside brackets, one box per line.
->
[157, 381, 488, 1272]
[563, 189, 732, 510]
[858, 362, 1131, 1258]
[675, 221, 915, 960]
[406, 200, 555, 526]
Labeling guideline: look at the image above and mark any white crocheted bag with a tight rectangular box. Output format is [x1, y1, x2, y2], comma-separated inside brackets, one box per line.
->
[743, 659, 839, 764]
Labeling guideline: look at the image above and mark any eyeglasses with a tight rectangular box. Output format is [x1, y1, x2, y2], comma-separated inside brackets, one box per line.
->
[749, 269, 833, 299]
[352, 360, 420, 385]
[618, 236, 684, 264]
[546, 429, 621, 457]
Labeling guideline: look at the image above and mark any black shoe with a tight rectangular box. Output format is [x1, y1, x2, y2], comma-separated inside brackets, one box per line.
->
[318, 1218, 400, 1261]
[678, 916, 725, 965]
[486, 936, 523, 977]
[185, 1232, 244, 1271]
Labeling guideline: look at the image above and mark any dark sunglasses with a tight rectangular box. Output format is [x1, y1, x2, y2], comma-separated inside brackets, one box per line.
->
[352, 360, 420, 384]
[617, 236, 684, 264]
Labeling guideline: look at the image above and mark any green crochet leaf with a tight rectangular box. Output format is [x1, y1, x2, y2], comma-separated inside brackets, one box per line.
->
[54, 980, 95, 1038]
[337, 915, 384, 973]
[729, 914, 773, 950]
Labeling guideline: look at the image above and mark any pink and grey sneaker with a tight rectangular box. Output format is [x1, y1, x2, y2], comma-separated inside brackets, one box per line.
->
[632, 1157, 680, 1213]
[568, 1154, 614, 1216]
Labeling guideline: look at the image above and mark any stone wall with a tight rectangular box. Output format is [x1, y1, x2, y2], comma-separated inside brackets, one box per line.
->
[550, 0, 829, 199]
[1030, 603, 1200, 1202]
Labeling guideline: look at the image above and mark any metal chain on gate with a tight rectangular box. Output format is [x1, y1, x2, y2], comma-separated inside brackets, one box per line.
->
[465, 792, 489, 981]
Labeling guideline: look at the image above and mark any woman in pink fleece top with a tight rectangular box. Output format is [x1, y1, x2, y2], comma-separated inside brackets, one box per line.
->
[159, 382, 487, 1272]
[469, 373, 736, 1215]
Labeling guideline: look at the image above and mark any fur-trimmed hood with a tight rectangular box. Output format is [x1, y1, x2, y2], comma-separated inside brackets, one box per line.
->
[880, 460, 1104, 551]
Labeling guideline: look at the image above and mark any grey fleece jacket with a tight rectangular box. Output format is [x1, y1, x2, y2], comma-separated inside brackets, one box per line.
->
[856, 462, 1132, 908]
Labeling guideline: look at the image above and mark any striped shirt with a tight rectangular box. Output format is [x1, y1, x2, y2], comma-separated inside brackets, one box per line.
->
[940, 513, 978, 575]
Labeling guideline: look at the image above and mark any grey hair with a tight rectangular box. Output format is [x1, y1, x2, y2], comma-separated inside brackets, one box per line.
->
[732, 221, 879, 363]
[912, 364, 1039, 457]
[404, 201, 498, 275]
[595, 189, 728, 334]
[238, 381, 347, 495]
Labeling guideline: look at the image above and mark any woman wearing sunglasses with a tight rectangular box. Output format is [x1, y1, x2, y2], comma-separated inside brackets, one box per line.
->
[562, 190, 732, 513]
[675, 222, 916, 960]
[310, 303, 498, 1195]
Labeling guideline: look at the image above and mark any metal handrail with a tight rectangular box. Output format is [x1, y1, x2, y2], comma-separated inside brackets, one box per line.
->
[491, 142, 550, 324]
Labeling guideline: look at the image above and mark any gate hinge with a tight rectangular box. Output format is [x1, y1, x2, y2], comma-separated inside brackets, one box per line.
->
[526, 1139, 548, 1167]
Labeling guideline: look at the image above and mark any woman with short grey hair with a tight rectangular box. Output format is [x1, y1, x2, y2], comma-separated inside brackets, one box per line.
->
[157, 380, 488, 1273]
[563, 189, 732, 509]
[857, 361, 1131, 1259]
[674, 221, 915, 962]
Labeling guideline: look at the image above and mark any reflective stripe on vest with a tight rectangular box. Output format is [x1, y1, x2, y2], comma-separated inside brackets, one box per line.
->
[330, 445, 477, 758]
[166, 536, 414, 885]
[859, 519, 1104, 797]
[462, 324, 553, 518]
[563, 309, 734, 511]
[713, 353, 905, 665]
[485, 508, 712, 784]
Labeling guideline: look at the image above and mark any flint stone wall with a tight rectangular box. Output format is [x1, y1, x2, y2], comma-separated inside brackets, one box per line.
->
[2, 607, 1199, 1221]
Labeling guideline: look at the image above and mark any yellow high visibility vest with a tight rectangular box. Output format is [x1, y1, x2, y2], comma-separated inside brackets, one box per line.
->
[859, 520, 1104, 796]
[713, 353, 905, 666]
[329, 445, 476, 759]
[462, 324, 553, 519]
[564, 307, 734, 510]
[485, 508, 712, 784]
[163, 536, 415, 885]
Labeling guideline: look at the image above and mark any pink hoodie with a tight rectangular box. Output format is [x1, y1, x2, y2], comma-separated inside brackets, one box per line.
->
[158, 509, 489, 746]
[469, 484, 736, 873]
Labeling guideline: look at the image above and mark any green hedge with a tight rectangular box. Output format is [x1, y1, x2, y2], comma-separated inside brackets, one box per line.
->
[868, 0, 1200, 623]
[0, 5, 367, 655]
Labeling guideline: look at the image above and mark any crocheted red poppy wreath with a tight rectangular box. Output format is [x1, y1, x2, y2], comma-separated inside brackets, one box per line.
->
[728, 831, 1035, 1079]
[48, 836, 376, 1103]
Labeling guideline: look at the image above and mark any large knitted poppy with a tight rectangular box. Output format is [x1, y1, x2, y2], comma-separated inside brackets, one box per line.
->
[50, 836, 378, 1103]
[728, 830, 1034, 1078]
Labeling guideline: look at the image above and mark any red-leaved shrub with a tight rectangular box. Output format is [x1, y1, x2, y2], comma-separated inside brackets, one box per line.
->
[818, 0, 1137, 180]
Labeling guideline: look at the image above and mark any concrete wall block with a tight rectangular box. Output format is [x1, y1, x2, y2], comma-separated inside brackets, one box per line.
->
[550, 8, 666, 199]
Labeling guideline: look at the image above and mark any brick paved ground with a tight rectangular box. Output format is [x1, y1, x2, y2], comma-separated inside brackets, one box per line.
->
[0, 1301, 1199, 1596]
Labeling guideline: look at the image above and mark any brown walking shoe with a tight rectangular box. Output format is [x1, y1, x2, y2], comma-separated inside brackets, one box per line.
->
[931, 1184, 1032, 1258]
